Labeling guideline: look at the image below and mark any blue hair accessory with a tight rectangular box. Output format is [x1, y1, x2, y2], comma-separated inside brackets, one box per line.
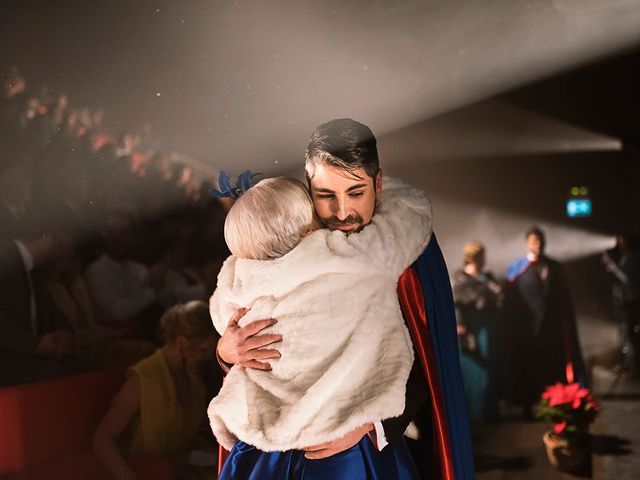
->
[209, 170, 259, 199]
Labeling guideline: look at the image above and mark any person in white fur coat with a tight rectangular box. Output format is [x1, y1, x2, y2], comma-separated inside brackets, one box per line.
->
[215, 118, 475, 480]
[209, 175, 429, 478]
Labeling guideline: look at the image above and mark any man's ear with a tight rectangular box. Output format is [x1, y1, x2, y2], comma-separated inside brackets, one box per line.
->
[375, 169, 383, 196]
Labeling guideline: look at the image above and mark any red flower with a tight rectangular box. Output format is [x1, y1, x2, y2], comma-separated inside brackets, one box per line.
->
[554, 421, 567, 434]
[542, 382, 590, 409]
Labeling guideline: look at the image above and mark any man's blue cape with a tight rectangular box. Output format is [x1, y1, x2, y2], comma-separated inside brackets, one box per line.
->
[409, 234, 475, 479]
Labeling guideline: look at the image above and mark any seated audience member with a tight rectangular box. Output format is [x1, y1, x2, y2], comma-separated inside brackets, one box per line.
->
[46, 231, 154, 368]
[155, 239, 208, 308]
[84, 211, 163, 339]
[93, 301, 218, 480]
[0, 231, 78, 386]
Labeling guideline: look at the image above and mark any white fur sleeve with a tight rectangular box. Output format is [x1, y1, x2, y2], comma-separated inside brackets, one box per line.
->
[208, 256, 238, 336]
[344, 177, 432, 278]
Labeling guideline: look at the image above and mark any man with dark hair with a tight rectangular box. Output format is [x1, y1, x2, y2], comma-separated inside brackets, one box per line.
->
[305, 118, 380, 182]
[216, 118, 474, 479]
[505, 226, 587, 418]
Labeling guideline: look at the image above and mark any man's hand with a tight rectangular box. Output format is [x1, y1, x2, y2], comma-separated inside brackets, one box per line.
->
[217, 308, 282, 370]
[303, 423, 374, 459]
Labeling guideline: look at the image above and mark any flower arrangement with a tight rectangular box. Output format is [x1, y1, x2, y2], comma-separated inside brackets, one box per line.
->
[536, 381, 601, 445]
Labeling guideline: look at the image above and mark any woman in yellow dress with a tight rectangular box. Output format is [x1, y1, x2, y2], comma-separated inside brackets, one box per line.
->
[93, 300, 217, 480]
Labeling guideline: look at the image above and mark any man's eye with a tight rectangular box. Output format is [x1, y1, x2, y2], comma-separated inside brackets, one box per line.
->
[349, 192, 364, 197]
[317, 194, 335, 199]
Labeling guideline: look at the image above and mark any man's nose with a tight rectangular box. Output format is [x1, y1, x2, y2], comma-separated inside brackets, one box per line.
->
[334, 199, 348, 220]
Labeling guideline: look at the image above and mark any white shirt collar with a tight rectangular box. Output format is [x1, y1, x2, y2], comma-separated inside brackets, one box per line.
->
[526, 252, 538, 262]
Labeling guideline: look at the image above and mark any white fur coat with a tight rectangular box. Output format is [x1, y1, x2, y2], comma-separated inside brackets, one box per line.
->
[208, 177, 432, 451]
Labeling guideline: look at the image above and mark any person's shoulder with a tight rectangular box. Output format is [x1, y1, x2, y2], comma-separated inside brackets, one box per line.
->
[507, 256, 527, 269]
[506, 257, 528, 281]
[452, 268, 468, 282]
[126, 259, 149, 273]
[130, 350, 165, 381]
[485, 271, 499, 282]
[84, 253, 110, 273]
[541, 255, 562, 268]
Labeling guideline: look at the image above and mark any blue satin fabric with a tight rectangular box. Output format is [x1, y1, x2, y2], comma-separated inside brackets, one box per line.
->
[412, 234, 475, 479]
[218, 436, 420, 480]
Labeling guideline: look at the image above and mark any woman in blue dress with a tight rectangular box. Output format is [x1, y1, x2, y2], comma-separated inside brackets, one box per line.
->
[453, 241, 504, 422]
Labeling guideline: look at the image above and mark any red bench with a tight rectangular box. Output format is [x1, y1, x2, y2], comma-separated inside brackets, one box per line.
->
[0, 368, 176, 480]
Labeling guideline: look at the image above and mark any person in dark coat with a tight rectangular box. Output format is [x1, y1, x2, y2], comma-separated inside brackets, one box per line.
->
[603, 233, 640, 376]
[504, 226, 587, 418]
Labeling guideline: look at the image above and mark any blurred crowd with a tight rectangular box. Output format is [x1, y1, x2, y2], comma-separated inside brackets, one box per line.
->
[3, 63, 639, 477]
[1, 66, 226, 477]
[452, 228, 640, 423]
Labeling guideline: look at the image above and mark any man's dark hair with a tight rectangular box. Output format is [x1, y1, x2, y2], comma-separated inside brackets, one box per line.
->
[305, 118, 379, 181]
[525, 226, 546, 248]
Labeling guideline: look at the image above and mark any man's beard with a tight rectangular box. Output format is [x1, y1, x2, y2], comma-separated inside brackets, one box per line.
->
[318, 190, 379, 234]
[322, 214, 366, 233]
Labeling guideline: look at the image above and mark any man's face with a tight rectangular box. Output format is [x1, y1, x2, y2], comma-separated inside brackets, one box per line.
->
[309, 163, 382, 234]
[105, 215, 136, 260]
[526, 234, 544, 258]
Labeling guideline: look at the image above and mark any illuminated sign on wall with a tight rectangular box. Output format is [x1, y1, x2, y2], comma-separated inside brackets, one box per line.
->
[567, 186, 591, 218]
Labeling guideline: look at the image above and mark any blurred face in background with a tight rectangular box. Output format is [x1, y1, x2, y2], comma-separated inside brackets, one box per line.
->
[526, 233, 544, 258]
[309, 163, 382, 234]
[473, 251, 486, 271]
[104, 214, 136, 261]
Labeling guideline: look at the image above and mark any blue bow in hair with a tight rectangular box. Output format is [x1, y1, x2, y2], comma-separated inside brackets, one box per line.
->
[210, 170, 258, 199]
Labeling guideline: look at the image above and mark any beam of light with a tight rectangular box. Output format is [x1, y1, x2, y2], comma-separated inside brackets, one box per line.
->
[428, 200, 616, 277]
[378, 100, 622, 165]
[172, 0, 640, 171]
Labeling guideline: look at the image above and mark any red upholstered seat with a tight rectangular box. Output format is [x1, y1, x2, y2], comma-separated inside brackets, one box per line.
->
[0, 451, 175, 480]
[0, 368, 177, 480]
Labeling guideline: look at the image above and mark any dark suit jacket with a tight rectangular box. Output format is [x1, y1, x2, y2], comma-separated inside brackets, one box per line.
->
[0, 241, 66, 354]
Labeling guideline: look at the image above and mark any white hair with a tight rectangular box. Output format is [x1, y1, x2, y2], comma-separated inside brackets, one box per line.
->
[224, 177, 315, 260]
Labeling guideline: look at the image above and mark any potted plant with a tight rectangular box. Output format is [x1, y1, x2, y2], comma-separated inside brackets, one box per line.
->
[536, 381, 601, 476]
